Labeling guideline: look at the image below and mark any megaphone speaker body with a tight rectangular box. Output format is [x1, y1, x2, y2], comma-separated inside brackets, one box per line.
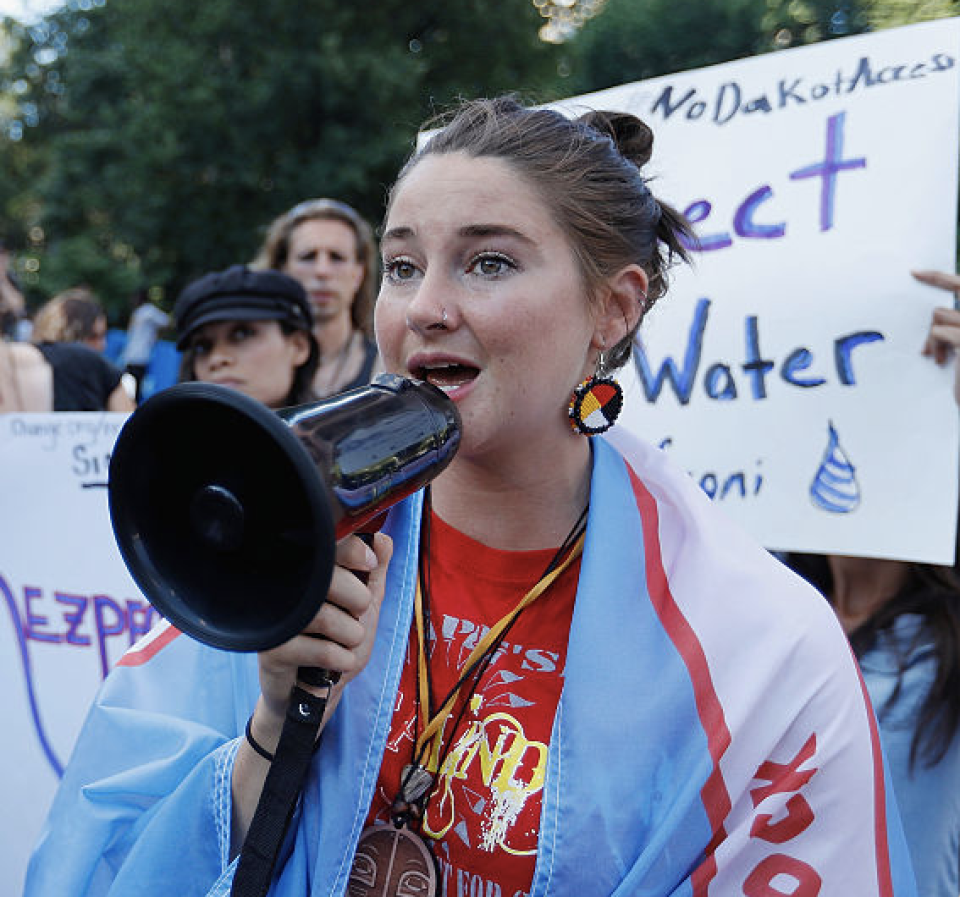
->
[109, 374, 460, 653]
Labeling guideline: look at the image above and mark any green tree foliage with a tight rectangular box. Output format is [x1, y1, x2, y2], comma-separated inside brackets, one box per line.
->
[761, 0, 870, 47]
[564, 0, 959, 94]
[863, 0, 958, 28]
[0, 0, 561, 314]
[563, 0, 769, 93]
[763, 0, 958, 44]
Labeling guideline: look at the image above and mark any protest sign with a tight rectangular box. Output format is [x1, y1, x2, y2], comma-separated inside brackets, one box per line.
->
[0, 413, 157, 895]
[555, 18, 960, 562]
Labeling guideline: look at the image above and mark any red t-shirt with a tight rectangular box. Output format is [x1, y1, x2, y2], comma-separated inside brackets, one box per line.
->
[363, 508, 580, 897]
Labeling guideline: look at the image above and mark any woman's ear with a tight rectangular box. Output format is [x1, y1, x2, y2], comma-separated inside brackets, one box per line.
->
[287, 329, 312, 367]
[593, 265, 649, 350]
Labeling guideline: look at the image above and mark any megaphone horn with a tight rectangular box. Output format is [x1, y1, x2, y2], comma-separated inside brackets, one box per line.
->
[108, 374, 460, 653]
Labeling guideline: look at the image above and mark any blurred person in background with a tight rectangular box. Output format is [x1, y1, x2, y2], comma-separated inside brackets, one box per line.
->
[174, 264, 318, 410]
[786, 268, 960, 897]
[30, 288, 133, 412]
[0, 340, 52, 412]
[253, 198, 382, 397]
[32, 287, 109, 352]
[121, 288, 171, 403]
[0, 239, 27, 340]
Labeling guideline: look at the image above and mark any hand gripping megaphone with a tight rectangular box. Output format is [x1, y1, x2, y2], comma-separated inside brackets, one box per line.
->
[108, 374, 460, 654]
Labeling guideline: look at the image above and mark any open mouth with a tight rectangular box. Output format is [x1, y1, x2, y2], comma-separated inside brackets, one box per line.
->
[412, 362, 479, 392]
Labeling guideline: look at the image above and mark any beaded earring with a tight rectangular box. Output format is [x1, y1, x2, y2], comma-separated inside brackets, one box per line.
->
[567, 350, 623, 436]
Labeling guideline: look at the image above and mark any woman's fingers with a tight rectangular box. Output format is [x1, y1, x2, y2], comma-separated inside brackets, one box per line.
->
[914, 273, 960, 367]
[310, 561, 378, 625]
[912, 269, 960, 294]
[335, 531, 379, 581]
[263, 574, 368, 669]
[922, 308, 960, 364]
[257, 531, 394, 714]
[353, 532, 393, 664]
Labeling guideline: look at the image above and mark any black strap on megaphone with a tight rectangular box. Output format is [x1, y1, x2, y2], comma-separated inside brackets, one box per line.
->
[230, 678, 332, 897]
[230, 535, 374, 896]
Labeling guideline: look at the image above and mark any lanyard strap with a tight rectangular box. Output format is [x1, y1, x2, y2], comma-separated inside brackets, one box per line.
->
[412, 530, 586, 772]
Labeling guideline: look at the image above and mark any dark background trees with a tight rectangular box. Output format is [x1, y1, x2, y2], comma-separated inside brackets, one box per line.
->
[0, 0, 956, 319]
[562, 0, 770, 93]
[563, 0, 958, 94]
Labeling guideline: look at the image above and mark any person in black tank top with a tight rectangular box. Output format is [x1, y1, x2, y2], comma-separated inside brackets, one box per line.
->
[35, 341, 130, 411]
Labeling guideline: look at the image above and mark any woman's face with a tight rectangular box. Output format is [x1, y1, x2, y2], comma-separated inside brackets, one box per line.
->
[282, 219, 365, 326]
[375, 152, 598, 461]
[188, 319, 310, 408]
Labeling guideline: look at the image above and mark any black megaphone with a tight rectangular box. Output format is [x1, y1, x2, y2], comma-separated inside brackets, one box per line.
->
[108, 374, 460, 653]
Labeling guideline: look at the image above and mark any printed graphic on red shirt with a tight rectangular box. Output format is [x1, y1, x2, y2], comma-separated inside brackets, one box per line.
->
[363, 511, 579, 897]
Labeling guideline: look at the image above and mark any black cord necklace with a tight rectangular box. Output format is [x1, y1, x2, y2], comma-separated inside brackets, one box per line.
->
[392, 486, 589, 828]
[348, 488, 588, 897]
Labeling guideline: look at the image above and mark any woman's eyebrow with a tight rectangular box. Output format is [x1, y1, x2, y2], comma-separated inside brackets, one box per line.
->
[459, 224, 534, 244]
[381, 225, 415, 243]
[381, 224, 535, 245]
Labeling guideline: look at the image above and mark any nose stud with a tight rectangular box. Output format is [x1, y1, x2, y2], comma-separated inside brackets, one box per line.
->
[427, 308, 449, 331]
[406, 308, 450, 332]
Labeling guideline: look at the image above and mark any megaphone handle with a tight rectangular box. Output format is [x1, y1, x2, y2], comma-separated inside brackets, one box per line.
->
[296, 530, 377, 689]
[298, 665, 340, 688]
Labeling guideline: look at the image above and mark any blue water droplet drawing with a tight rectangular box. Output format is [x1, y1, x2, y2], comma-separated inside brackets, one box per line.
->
[810, 421, 860, 514]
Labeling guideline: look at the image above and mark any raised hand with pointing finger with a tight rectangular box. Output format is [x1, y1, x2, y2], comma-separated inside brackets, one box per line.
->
[914, 269, 960, 403]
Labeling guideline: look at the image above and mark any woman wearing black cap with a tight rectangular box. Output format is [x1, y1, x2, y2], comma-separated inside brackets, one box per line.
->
[174, 265, 319, 409]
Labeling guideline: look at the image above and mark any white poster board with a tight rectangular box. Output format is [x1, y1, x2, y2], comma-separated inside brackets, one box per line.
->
[0, 413, 159, 896]
[554, 19, 960, 563]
